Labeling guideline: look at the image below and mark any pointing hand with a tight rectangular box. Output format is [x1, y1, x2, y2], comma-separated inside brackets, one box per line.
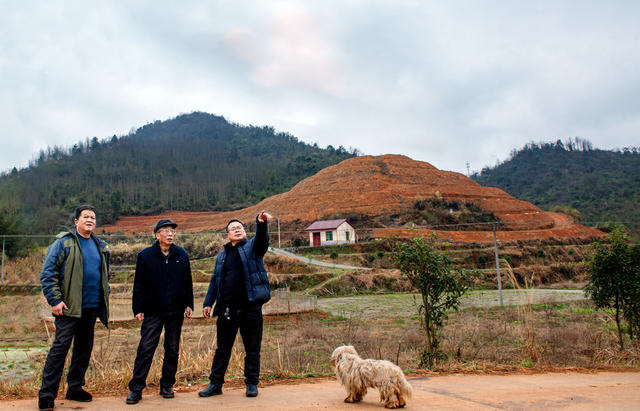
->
[258, 211, 273, 223]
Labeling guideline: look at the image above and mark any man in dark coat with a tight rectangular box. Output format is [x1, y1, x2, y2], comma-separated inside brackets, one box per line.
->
[126, 219, 194, 405]
[38, 205, 110, 411]
[199, 211, 272, 399]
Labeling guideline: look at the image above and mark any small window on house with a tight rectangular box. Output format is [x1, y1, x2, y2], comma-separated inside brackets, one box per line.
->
[345, 231, 350, 241]
[326, 231, 333, 241]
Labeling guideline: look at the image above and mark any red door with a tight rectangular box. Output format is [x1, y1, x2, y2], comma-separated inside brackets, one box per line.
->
[313, 232, 321, 246]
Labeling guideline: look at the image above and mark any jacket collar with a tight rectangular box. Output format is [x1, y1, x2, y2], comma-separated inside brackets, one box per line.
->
[152, 240, 174, 256]
[60, 230, 105, 251]
[64, 229, 94, 242]
[225, 238, 247, 251]
[72, 229, 93, 241]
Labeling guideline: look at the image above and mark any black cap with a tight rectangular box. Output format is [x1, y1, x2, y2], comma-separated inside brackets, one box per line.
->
[153, 219, 178, 234]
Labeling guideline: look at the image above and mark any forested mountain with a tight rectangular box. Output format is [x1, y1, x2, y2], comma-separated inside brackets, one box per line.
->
[472, 138, 640, 235]
[0, 112, 356, 234]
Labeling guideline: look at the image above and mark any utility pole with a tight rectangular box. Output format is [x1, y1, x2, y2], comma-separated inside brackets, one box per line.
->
[466, 161, 470, 177]
[1, 236, 5, 283]
[277, 218, 281, 248]
[492, 223, 503, 306]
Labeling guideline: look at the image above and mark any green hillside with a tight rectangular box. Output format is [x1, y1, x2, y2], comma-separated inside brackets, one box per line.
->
[472, 138, 640, 237]
[0, 112, 356, 235]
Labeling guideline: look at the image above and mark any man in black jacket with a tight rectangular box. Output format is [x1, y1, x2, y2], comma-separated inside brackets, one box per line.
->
[126, 219, 194, 405]
[199, 211, 272, 399]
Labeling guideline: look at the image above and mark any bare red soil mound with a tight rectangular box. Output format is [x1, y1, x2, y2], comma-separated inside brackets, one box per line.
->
[100, 155, 606, 243]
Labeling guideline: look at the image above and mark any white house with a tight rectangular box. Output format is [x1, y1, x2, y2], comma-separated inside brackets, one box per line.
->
[304, 219, 356, 247]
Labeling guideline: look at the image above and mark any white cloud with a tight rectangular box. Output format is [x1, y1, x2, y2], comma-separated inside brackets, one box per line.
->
[1, 1, 639, 175]
[224, 6, 347, 97]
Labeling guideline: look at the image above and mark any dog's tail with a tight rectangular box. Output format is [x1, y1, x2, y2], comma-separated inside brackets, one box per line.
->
[400, 376, 413, 399]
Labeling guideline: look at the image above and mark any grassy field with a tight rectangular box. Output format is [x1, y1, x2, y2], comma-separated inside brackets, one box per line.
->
[318, 290, 587, 318]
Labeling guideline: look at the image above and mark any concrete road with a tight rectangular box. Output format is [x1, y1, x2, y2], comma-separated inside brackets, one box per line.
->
[270, 247, 371, 270]
[6, 372, 640, 410]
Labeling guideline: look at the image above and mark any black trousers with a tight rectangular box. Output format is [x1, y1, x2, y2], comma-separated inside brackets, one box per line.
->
[128, 313, 184, 392]
[39, 307, 99, 400]
[209, 306, 263, 386]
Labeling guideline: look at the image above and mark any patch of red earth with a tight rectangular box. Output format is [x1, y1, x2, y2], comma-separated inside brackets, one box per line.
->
[100, 155, 606, 244]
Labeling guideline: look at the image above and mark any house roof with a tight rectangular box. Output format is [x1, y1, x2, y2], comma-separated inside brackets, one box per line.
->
[305, 219, 355, 231]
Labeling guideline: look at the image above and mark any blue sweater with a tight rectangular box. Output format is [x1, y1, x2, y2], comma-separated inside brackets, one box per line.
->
[78, 235, 102, 308]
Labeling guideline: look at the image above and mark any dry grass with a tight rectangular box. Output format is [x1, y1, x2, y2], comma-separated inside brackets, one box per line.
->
[0, 295, 49, 344]
[3, 299, 640, 399]
[3, 277, 640, 401]
[1, 250, 46, 284]
[5, 238, 638, 399]
[311, 269, 414, 296]
[264, 254, 315, 274]
[109, 233, 226, 265]
[502, 259, 540, 364]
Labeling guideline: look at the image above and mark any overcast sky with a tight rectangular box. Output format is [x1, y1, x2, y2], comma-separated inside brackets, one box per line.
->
[1, 1, 639, 175]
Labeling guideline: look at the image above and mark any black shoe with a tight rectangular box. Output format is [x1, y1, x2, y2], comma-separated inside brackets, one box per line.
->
[198, 383, 222, 397]
[126, 391, 142, 405]
[65, 388, 93, 402]
[38, 397, 54, 411]
[160, 385, 175, 399]
[246, 384, 258, 397]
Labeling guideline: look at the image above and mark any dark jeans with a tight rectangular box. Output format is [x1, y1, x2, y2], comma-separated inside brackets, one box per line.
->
[209, 306, 263, 386]
[128, 313, 184, 392]
[39, 307, 99, 400]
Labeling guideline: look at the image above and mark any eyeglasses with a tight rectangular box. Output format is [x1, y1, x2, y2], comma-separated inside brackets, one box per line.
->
[227, 225, 245, 233]
[158, 228, 176, 235]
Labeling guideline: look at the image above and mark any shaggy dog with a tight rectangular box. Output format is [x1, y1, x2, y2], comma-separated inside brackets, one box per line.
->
[330, 345, 412, 408]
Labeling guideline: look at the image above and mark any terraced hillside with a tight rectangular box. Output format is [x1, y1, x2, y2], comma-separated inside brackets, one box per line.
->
[100, 155, 606, 244]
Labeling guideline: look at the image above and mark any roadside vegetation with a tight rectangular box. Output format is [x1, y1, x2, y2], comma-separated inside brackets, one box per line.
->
[585, 225, 640, 348]
[393, 235, 473, 367]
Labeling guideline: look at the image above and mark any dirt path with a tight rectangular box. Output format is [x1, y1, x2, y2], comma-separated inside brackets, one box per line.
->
[269, 247, 370, 295]
[270, 247, 371, 271]
[6, 372, 639, 410]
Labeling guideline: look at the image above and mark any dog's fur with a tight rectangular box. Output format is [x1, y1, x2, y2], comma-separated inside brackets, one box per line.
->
[330, 345, 412, 408]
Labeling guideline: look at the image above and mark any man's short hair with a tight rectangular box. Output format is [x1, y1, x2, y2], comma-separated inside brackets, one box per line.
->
[75, 205, 96, 219]
[226, 219, 244, 232]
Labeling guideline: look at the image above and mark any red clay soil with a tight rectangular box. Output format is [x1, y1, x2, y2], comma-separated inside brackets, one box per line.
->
[99, 155, 606, 244]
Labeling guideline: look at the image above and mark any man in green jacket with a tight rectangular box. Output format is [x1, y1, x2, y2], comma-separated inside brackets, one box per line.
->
[38, 205, 110, 411]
